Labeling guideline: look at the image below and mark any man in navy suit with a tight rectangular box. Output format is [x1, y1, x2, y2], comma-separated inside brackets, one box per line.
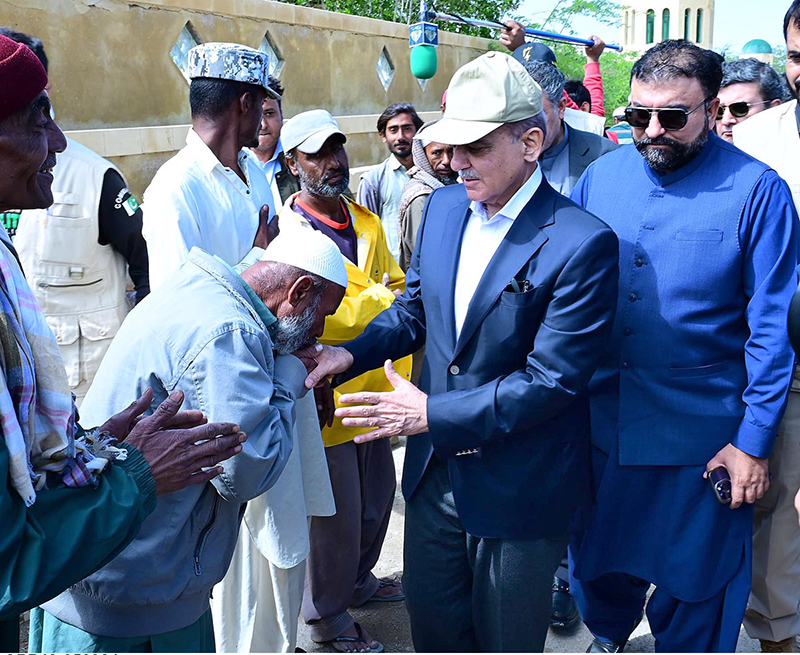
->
[301, 51, 619, 652]
[567, 40, 799, 653]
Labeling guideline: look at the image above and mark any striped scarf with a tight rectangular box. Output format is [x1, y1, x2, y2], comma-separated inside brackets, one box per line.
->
[0, 231, 111, 506]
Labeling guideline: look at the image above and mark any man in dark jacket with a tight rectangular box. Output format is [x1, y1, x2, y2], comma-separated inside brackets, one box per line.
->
[519, 57, 617, 197]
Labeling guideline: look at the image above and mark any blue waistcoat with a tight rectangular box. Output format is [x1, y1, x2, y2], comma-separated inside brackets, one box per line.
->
[575, 135, 783, 465]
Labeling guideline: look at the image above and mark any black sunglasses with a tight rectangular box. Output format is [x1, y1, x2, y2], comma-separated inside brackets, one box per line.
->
[716, 100, 771, 120]
[625, 97, 713, 131]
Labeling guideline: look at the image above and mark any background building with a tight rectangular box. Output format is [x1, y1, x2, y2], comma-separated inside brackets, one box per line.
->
[740, 38, 774, 65]
[620, 0, 715, 52]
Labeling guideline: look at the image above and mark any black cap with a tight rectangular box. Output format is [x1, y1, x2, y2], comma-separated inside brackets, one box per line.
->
[511, 42, 558, 67]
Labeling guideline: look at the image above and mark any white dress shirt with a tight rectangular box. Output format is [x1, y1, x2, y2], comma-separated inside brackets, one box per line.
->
[453, 165, 543, 339]
[142, 128, 273, 290]
[247, 138, 284, 219]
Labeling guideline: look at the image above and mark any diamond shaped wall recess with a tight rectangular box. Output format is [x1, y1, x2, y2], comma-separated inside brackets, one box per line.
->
[376, 47, 395, 91]
[258, 32, 285, 78]
[170, 22, 201, 83]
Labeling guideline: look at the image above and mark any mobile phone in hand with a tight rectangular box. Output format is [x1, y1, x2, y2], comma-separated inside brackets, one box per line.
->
[708, 466, 732, 504]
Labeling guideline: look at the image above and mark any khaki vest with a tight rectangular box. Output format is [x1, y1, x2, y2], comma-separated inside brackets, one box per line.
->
[16, 138, 129, 401]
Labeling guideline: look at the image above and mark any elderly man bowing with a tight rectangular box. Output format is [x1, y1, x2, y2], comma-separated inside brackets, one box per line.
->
[33, 230, 347, 653]
[304, 51, 619, 652]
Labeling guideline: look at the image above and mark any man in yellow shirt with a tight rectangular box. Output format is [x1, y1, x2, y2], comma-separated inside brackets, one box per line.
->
[279, 110, 411, 654]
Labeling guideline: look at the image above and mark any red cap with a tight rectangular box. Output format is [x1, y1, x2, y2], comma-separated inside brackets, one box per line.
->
[0, 35, 48, 122]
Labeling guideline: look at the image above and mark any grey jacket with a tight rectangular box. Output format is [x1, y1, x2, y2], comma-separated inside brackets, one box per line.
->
[43, 249, 304, 638]
[566, 126, 618, 193]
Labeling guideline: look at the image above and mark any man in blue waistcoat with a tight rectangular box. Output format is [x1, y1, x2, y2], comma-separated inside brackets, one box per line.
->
[568, 40, 800, 653]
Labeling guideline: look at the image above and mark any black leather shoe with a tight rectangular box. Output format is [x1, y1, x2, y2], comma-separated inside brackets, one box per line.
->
[586, 637, 625, 653]
[550, 575, 580, 629]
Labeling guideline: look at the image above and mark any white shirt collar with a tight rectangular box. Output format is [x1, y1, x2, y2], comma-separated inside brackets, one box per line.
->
[389, 155, 407, 172]
[185, 128, 253, 189]
[469, 164, 543, 224]
[248, 139, 284, 169]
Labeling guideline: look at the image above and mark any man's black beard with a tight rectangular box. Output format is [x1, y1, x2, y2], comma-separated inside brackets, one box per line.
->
[436, 172, 459, 185]
[389, 142, 412, 159]
[634, 121, 709, 173]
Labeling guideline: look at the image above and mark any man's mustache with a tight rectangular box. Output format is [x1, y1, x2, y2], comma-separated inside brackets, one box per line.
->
[323, 168, 348, 182]
[636, 135, 679, 148]
[459, 170, 481, 180]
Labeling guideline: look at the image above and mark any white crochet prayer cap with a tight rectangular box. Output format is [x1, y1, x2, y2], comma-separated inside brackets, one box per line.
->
[261, 226, 348, 289]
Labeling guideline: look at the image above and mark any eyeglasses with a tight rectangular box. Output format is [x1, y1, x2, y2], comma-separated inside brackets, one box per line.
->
[625, 97, 713, 131]
[716, 100, 772, 120]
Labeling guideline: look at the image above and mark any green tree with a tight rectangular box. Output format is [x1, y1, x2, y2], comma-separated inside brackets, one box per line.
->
[520, 1, 635, 123]
[276, 0, 520, 38]
[773, 45, 787, 74]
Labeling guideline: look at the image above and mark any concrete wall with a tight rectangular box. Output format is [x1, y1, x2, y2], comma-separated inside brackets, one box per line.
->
[0, 0, 492, 196]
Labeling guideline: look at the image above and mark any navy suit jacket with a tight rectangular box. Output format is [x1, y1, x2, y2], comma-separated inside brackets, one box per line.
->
[341, 180, 619, 540]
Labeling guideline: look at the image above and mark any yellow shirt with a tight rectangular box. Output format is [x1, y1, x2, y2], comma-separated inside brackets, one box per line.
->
[278, 195, 413, 447]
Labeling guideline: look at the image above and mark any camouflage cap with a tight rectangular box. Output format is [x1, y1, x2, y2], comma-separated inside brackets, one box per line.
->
[188, 42, 281, 99]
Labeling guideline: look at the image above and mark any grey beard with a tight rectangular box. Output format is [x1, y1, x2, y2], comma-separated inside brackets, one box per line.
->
[296, 160, 350, 198]
[272, 294, 321, 355]
[635, 119, 710, 172]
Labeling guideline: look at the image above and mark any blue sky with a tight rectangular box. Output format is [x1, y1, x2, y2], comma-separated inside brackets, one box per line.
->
[514, 0, 787, 53]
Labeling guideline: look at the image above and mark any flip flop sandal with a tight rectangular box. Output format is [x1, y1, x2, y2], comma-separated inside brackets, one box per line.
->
[330, 622, 385, 654]
[369, 576, 405, 602]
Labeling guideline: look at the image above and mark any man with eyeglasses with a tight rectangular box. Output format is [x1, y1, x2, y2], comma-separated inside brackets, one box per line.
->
[715, 58, 789, 144]
[567, 40, 799, 653]
[732, 4, 800, 652]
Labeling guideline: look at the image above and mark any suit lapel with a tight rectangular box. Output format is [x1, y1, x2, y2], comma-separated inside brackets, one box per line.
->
[453, 182, 556, 358]
[568, 130, 591, 189]
[439, 198, 471, 351]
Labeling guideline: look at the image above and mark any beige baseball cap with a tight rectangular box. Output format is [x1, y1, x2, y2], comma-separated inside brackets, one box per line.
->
[415, 51, 543, 146]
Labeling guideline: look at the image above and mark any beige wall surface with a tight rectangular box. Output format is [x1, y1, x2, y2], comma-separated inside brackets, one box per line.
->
[0, 0, 491, 195]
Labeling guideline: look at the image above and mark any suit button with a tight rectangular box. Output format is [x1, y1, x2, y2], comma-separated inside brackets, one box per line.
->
[634, 258, 643, 267]
[449, 365, 460, 375]
[621, 361, 630, 369]
[623, 328, 632, 336]
[628, 293, 637, 302]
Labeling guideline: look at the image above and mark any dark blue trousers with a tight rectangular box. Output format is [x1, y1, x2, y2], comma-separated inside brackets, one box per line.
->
[569, 553, 751, 652]
[403, 457, 568, 652]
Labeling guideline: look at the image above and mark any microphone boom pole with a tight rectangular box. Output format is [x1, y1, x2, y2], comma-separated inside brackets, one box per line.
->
[429, 10, 624, 52]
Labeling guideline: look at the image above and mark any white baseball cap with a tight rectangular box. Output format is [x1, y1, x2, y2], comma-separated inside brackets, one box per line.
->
[261, 225, 348, 289]
[281, 109, 347, 154]
[415, 51, 543, 146]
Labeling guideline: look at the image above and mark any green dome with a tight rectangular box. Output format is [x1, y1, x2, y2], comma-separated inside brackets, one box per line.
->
[742, 39, 773, 55]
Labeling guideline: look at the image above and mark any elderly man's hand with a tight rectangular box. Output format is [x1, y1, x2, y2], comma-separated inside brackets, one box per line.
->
[500, 20, 526, 51]
[100, 387, 209, 439]
[704, 443, 770, 509]
[122, 390, 247, 496]
[297, 343, 355, 389]
[335, 360, 428, 443]
[585, 35, 606, 62]
[315, 379, 336, 429]
[253, 204, 279, 250]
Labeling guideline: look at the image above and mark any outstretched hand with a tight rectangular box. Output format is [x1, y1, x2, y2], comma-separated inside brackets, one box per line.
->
[335, 360, 428, 443]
